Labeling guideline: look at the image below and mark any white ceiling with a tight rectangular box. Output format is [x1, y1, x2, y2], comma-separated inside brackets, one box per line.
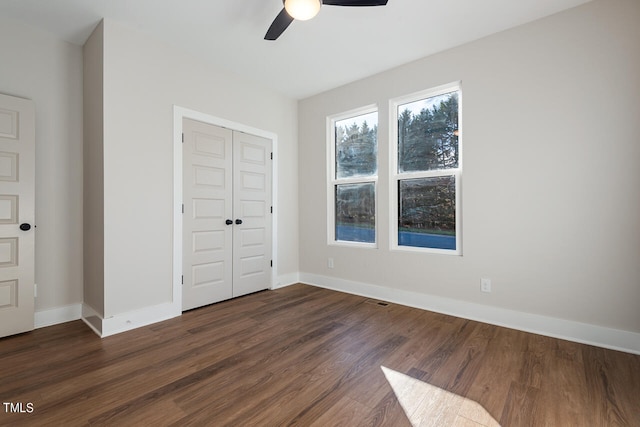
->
[0, 0, 592, 99]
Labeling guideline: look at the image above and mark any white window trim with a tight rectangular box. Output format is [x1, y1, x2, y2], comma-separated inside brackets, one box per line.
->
[327, 104, 379, 248]
[389, 82, 463, 255]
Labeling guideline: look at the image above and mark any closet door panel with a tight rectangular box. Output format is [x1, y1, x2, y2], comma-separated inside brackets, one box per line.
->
[182, 119, 233, 310]
[232, 131, 272, 297]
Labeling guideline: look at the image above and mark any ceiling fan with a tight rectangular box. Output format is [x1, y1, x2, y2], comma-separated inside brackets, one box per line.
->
[265, 0, 389, 41]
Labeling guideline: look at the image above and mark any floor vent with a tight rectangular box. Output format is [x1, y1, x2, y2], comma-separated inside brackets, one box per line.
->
[365, 299, 390, 307]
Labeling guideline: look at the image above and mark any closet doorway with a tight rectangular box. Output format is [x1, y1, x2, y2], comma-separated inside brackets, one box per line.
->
[182, 118, 272, 311]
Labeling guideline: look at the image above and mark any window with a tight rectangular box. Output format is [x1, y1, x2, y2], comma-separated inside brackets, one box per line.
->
[391, 84, 462, 254]
[328, 107, 378, 246]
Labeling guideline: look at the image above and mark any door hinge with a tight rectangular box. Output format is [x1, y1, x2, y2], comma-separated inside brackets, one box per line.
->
[270, 152, 273, 160]
[270, 260, 273, 267]
[181, 275, 184, 285]
[182, 204, 184, 214]
[182, 133, 184, 143]
[270, 206, 273, 214]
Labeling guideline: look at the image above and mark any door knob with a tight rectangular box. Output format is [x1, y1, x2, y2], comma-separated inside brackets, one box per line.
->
[225, 219, 233, 225]
[235, 219, 243, 225]
[19, 223, 31, 231]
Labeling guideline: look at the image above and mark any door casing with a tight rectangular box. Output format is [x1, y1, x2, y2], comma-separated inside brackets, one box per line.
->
[173, 106, 278, 313]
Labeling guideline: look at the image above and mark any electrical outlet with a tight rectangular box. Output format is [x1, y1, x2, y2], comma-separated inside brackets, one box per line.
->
[480, 278, 492, 293]
[328, 258, 334, 269]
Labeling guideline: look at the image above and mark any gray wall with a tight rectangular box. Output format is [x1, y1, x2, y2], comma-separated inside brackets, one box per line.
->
[298, 0, 640, 334]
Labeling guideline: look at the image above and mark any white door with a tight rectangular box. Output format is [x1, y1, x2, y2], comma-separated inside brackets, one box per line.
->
[0, 94, 35, 337]
[182, 119, 233, 311]
[182, 120, 272, 310]
[232, 131, 272, 297]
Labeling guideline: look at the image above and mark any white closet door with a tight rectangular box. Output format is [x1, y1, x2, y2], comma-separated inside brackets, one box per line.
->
[182, 120, 272, 310]
[232, 131, 272, 297]
[0, 94, 35, 337]
[182, 119, 233, 311]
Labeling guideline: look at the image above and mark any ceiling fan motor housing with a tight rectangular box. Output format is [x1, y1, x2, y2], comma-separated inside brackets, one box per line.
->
[284, 0, 322, 21]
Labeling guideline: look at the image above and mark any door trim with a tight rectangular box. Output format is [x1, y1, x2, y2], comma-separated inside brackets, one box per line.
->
[173, 106, 278, 313]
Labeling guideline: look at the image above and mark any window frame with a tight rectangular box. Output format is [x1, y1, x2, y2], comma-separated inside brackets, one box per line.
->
[327, 104, 379, 248]
[389, 82, 463, 255]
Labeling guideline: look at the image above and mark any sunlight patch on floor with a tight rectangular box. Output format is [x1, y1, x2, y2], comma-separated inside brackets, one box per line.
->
[381, 366, 501, 427]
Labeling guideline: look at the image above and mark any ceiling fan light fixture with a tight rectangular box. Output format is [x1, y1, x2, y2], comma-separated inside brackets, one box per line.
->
[284, 0, 322, 21]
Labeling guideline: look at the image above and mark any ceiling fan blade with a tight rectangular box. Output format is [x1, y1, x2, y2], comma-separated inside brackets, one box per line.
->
[322, 0, 388, 6]
[265, 8, 295, 40]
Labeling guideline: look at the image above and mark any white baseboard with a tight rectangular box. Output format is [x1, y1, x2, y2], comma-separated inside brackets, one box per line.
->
[272, 272, 301, 290]
[299, 273, 640, 355]
[35, 304, 82, 329]
[81, 302, 180, 338]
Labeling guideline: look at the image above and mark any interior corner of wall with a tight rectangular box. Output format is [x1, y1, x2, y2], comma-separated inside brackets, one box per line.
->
[273, 272, 301, 289]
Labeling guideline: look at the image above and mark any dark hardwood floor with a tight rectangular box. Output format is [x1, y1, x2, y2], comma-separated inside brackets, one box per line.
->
[1, 284, 638, 426]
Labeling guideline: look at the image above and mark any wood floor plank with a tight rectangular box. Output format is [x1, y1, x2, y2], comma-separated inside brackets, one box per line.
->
[537, 348, 591, 426]
[499, 381, 541, 426]
[0, 284, 638, 426]
[463, 326, 529, 421]
[518, 333, 553, 389]
[429, 321, 496, 397]
[309, 396, 379, 427]
[581, 345, 639, 426]
[357, 391, 412, 427]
